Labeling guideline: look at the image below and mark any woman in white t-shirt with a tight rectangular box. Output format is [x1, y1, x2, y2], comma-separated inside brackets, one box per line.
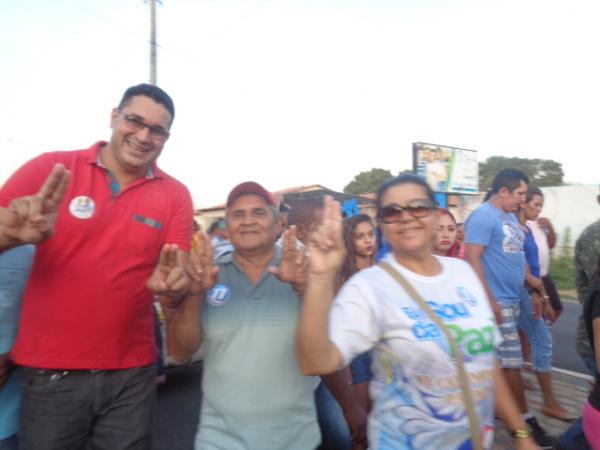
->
[524, 187, 563, 321]
[297, 174, 538, 450]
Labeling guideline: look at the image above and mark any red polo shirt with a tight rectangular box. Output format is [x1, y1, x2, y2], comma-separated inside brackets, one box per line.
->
[0, 142, 193, 369]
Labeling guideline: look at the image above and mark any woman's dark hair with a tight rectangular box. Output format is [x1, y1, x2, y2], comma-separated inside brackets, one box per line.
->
[526, 186, 544, 203]
[339, 214, 375, 284]
[376, 174, 435, 210]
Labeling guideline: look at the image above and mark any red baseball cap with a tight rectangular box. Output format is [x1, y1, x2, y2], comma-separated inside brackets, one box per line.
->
[226, 181, 277, 208]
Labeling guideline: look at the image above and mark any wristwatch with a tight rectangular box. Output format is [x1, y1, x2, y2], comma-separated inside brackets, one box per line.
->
[510, 429, 531, 439]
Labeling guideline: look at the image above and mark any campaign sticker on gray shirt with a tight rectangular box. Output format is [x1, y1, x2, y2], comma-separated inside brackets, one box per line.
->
[206, 285, 231, 306]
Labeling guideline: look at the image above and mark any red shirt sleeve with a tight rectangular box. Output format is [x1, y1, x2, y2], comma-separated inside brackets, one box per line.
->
[163, 181, 194, 252]
[0, 153, 59, 207]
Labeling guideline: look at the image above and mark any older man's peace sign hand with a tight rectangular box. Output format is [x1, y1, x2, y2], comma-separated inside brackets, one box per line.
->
[188, 232, 219, 295]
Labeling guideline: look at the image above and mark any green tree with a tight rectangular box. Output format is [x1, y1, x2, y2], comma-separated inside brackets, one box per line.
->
[343, 168, 393, 195]
[479, 156, 564, 191]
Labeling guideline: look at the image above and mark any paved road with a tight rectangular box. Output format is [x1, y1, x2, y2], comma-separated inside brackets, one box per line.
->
[550, 300, 590, 375]
[152, 363, 203, 450]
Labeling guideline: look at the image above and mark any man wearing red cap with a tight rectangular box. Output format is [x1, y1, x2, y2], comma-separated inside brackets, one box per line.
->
[166, 181, 320, 450]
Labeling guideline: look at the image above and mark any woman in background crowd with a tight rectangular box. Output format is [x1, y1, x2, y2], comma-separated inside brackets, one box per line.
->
[525, 187, 563, 321]
[433, 209, 464, 258]
[339, 214, 377, 284]
[517, 186, 573, 421]
[339, 214, 377, 416]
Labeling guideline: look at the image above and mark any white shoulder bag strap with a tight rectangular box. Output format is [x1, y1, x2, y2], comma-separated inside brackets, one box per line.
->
[378, 261, 484, 450]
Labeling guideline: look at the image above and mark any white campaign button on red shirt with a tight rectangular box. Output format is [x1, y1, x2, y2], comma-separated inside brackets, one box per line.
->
[69, 196, 95, 219]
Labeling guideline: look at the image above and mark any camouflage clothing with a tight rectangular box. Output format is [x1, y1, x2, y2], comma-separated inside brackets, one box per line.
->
[575, 218, 600, 359]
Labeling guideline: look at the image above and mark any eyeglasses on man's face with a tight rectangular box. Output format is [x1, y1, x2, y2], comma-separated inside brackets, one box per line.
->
[377, 201, 437, 224]
[118, 109, 170, 141]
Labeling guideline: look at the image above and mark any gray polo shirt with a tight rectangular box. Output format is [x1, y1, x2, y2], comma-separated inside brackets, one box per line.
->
[195, 249, 319, 450]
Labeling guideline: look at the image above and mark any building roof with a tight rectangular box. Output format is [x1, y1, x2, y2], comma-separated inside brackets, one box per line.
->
[195, 184, 374, 215]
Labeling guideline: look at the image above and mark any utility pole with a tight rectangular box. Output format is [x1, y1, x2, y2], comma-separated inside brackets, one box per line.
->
[149, 0, 159, 85]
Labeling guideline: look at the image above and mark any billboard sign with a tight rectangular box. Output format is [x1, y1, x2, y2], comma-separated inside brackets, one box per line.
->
[413, 142, 479, 194]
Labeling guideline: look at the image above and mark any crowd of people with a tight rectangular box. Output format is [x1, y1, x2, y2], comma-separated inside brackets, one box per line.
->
[0, 83, 599, 450]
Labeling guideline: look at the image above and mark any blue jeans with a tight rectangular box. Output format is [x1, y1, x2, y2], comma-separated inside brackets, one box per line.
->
[581, 356, 596, 376]
[350, 352, 372, 385]
[560, 418, 591, 450]
[315, 381, 350, 450]
[518, 289, 552, 372]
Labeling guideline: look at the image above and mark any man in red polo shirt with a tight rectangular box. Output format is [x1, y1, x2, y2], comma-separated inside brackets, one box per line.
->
[0, 84, 194, 450]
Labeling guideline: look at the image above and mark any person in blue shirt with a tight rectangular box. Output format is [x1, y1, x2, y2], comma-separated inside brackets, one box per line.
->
[208, 218, 233, 260]
[0, 245, 34, 450]
[465, 169, 557, 449]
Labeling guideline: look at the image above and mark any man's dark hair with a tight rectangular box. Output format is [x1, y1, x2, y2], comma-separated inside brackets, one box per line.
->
[490, 168, 529, 194]
[209, 218, 225, 233]
[118, 84, 175, 121]
[375, 174, 435, 210]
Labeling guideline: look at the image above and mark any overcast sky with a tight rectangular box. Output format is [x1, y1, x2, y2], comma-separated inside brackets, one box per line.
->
[2, 0, 599, 207]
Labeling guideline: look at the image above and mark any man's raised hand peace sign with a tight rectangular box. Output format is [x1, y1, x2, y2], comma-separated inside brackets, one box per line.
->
[147, 244, 190, 299]
[1, 163, 71, 246]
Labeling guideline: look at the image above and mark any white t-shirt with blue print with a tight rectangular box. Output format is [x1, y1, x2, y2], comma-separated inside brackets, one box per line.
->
[329, 254, 502, 450]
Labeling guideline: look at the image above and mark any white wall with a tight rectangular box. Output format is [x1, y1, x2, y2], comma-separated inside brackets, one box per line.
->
[454, 184, 599, 255]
